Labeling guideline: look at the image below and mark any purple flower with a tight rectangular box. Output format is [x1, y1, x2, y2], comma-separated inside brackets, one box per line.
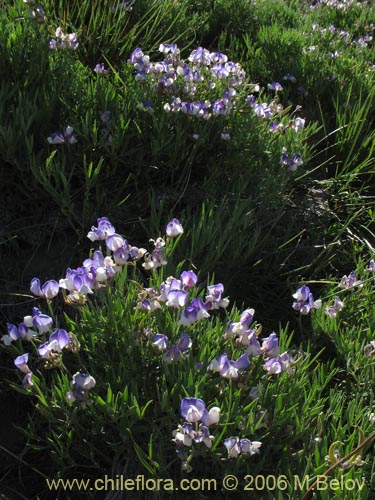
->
[59, 267, 95, 295]
[159, 43, 179, 55]
[94, 63, 110, 74]
[14, 354, 34, 387]
[239, 439, 262, 455]
[152, 333, 192, 362]
[152, 333, 169, 352]
[38, 329, 77, 367]
[293, 117, 305, 132]
[364, 341, 375, 357]
[292, 285, 322, 315]
[180, 270, 198, 290]
[189, 47, 211, 66]
[224, 308, 255, 340]
[325, 297, 344, 318]
[2, 323, 28, 345]
[368, 260, 375, 272]
[339, 271, 362, 289]
[201, 407, 220, 426]
[205, 283, 229, 310]
[14, 353, 31, 374]
[220, 353, 250, 379]
[67, 371, 96, 403]
[224, 437, 262, 458]
[208, 353, 250, 379]
[166, 289, 189, 308]
[261, 333, 279, 357]
[50, 27, 78, 50]
[224, 437, 241, 457]
[30, 278, 59, 299]
[267, 82, 283, 91]
[87, 217, 116, 241]
[181, 397, 207, 423]
[179, 298, 210, 326]
[166, 218, 184, 237]
[47, 126, 77, 145]
[143, 238, 167, 270]
[264, 352, 294, 375]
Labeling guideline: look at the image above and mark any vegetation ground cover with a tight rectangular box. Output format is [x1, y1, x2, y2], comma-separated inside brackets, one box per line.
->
[2, 0, 375, 498]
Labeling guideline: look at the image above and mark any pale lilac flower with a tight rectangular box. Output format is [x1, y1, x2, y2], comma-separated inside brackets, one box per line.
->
[67, 371, 96, 403]
[208, 353, 250, 379]
[173, 424, 193, 447]
[94, 63, 110, 74]
[368, 260, 375, 272]
[179, 298, 210, 326]
[339, 271, 362, 289]
[14, 353, 31, 374]
[159, 43, 179, 55]
[59, 267, 95, 296]
[264, 351, 294, 374]
[325, 297, 344, 318]
[201, 407, 220, 426]
[267, 82, 283, 91]
[240, 439, 262, 455]
[364, 341, 375, 357]
[293, 117, 305, 132]
[87, 217, 116, 241]
[14, 353, 34, 387]
[281, 152, 303, 171]
[219, 353, 250, 379]
[261, 333, 279, 357]
[47, 126, 77, 144]
[224, 308, 255, 339]
[166, 218, 184, 237]
[189, 47, 211, 66]
[292, 285, 322, 315]
[152, 333, 192, 362]
[245, 331, 262, 356]
[224, 437, 241, 458]
[207, 353, 228, 373]
[264, 357, 284, 374]
[30, 278, 59, 299]
[152, 333, 169, 351]
[205, 283, 229, 310]
[50, 27, 78, 50]
[180, 397, 207, 423]
[2, 322, 31, 345]
[180, 270, 198, 290]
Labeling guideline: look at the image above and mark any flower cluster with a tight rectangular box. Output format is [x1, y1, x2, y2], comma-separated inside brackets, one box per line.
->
[49, 27, 79, 51]
[29, 217, 180, 306]
[224, 437, 262, 458]
[129, 44, 306, 140]
[292, 285, 322, 315]
[339, 271, 363, 289]
[38, 329, 79, 368]
[152, 332, 192, 362]
[207, 352, 250, 379]
[2, 307, 53, 345]
[138, 272, 229, 328]
[221, 308, 294, 375]
[173, 397, 220, 461]
[280, 149, 303, 172]
[47, 126, 78, 145]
